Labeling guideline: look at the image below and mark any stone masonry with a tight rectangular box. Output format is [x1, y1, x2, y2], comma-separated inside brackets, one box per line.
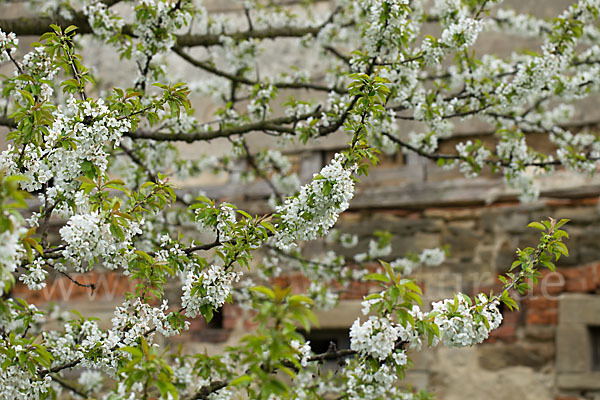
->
[4, 1, 600, 399]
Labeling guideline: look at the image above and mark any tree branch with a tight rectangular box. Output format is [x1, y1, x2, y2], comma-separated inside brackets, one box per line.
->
[0, 15, 324, 49]
[126, 110, 320, 142]
[187, 340, 405, 399]
[188, 380, 229, 400]
[50, 374, 88, 398]
[173, 46, 344, 93]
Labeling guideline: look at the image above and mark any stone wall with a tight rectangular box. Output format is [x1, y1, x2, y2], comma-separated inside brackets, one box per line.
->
[4, 0, 600, 399]
[12, 187, 600, 399]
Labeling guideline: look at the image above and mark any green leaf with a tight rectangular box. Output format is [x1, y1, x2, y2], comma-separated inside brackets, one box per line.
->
[288, 295, 313, 305]
[527, 222, 546, 231]
[120, 346, 143, 358]
[64, 25, 78, 34]
[364, 293, 381, 301]
[250, 286, 275, 299]
[363, 273, 390, 283]
[555, 241, 569, 257]
[76, 176, 95, 186]
[229, 375, 252, 386]
[402, 280, 423, 295]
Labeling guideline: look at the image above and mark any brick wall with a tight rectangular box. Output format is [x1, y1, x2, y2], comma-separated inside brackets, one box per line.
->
[11, 194, 600, 399]
[4, 0, 600, 399]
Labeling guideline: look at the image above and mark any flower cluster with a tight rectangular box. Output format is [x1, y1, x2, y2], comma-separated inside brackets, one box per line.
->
[0, 29, 18, 63]
[418, 247, 446, 267]
[83, 0, 125, 40]
[0, 97, 131, 218]
[0, 214, 25, 293]
[387, 247, 446, 275]
[431, 294, 503, 347]
[39, 298, 184, 381]
[111, 298, 184, 339]
[59, 211, 143, 271]
[275, 153, 357, 250]
[181, 264, 242, 317]
[132, 0, 192, 86]
[350, 316, 406, 362]
[344, 360, 412, 400]
[18, 258, 47, 290]
[77, 370, 104, 394]
[290, 339, 312, 367]
[0, 362, 52, 400]
[357, 291, 502, 351]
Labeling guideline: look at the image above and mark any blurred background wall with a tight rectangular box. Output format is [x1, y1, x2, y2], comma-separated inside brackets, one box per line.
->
[3, 1, 600, 399]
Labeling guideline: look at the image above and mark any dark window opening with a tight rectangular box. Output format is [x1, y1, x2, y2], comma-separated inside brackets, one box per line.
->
[309, 337, 336, 355]
[299, 329, 351, 371]
[301, 329, 350, 352]
[207, 308, 223, 330]
[196, 308, 229, 343]
[590, 326, 600, 371]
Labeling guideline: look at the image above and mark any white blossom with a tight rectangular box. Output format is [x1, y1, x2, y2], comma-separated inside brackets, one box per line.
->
[275, 153, 357, 250]
[181, 264, 241, 317]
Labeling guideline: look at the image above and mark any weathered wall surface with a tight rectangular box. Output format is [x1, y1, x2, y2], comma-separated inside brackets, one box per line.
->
[4, 1, 600, 400]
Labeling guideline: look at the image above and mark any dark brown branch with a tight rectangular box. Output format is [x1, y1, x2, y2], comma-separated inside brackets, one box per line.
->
[323, 45, 351, 64]
[188, 380, 229, 400]
[18, 256, 96, 291]
[120, 143, 156, 183]
[0, 14, 94, 36]
[383, 131, 600, 168]
[184, 241, 221, 253]
[177, 5, 342, 48]
[146, 239, 221, 258]
[40, 358, 81, 377]
[188, 340, 404, 400]
[50, 374, 88, 398]
[176, 26, 321, 47]
[126, 110, 320, 142]
[39, 324, 161, 377]
[6, 48, 24, 75]
[0, 15, 323, 48]
[172, 46, 344, 93]
[240, 139, 283, 198]
[56, 269, 96, 291]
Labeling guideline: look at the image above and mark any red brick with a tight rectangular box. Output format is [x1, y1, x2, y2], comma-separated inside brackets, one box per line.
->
[561, 267, 584, 280]
[545, 199, 572, 207]
[472, 282, 504, 295]
[280, 273, 311, 293]
[489, 323, 517, 342]
[585, 264, 598, 291]
[243, 318, 259, 330]
[545, 197, 598, 207]
[502, 310, 521, 324]
[523, 296, 559, 309]
[222, 304, 242, 330]
[526, 308, 558, 325]
[561, 267, 595, 293]
[565, 277, 594, 293]
[576, 197, 599, 206]
[536, 271, 566, 296]
[187, 318, 207, 333]
[593, 262, 600, 286]
[272, 276, 290, 288]
[222, 316, 238, 330]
